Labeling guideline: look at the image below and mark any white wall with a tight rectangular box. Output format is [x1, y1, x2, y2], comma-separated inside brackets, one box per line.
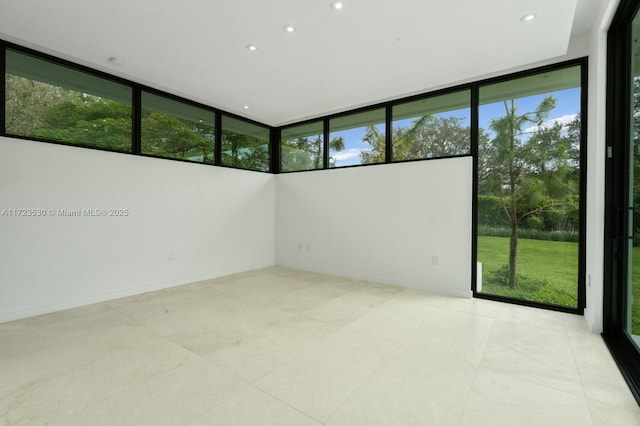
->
[0, 136, 275, 322]
[584, 0, 620, 333]
[275, 158, 473, 298]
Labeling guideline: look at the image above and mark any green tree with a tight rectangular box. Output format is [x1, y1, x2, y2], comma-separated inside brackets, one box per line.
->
[33, 94, 132, 151]
[281, 135, 345, 170]
[281, 136, 322, 171]
[141, 112, 214, 162]
[328, 136, 346, 167]
[361, 115, 480, 165]
[486, 96, 557, 288]
[5, 74, 76, 136]
[221, 130, 270, 171]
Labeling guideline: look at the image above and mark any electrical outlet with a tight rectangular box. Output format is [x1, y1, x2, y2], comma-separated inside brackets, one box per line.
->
[432, 255, 439, 265]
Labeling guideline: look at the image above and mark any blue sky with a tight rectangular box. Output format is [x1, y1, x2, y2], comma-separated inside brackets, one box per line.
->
[331, 87, 581, 167]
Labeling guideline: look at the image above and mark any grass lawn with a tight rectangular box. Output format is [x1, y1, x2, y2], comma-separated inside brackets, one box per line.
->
[477, 237, 640, 332]
[477, 236, 578, 308]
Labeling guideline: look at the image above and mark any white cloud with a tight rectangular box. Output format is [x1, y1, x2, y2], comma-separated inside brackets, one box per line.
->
[524, 114, 577, 134]
[332, 148, 366, 162]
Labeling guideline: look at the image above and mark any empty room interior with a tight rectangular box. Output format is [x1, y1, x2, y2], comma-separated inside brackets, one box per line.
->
[3, 0, 640, 424]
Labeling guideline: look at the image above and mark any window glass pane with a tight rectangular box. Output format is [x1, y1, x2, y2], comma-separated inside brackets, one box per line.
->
[392, 90, 470, 161]
[476, 66, 582, 309]
[221, 115, 270, 171]
[5, 49, 132, 151]
[141, 92, 215, 163]
[281, 121, 324, 171]
[629, 14, 640, 338]
[329, 109, 385, 167]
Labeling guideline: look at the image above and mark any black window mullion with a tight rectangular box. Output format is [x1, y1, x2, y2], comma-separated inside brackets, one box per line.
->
[385, 105, 392, 162]
[0, 45, 5, 135]
[471, 84, 480, 294]
[132, 87, 141, 154]
[271, 127, 281, 173]
[323, 118, 329, 168]
[578, 60, 589, 312]
[214, 112, 222, 166]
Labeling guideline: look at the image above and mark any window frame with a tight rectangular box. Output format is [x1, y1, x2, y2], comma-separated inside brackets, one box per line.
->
[4, 47, 135, 152]
[471, 60, 587, 314]
[279, 120, 326, 172]
[0, 40, 271, 173]
[140, 89, 217, 164]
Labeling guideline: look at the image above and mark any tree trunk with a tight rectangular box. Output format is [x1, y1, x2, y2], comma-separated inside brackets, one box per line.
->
[507, 99, 518, 289]
[314, 137, 322, 169]
[508, 187, 518, 289]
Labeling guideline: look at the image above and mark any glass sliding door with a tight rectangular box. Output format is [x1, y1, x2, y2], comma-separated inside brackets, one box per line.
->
[604, 0, 640, 403]
[627, 5, 640, 345]
[476, 65, 584, 310]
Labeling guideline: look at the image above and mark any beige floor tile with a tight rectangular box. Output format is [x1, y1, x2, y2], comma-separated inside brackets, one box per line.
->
[343, 304, 493, 368]
[188, 386, 322, 425]
[1, 268, 638, 426]
[570, 333, 640, 410]
[0, 336, 192, 424]
[327, 345, 477, 426]
[460, 368, 594, 426]
[0, 308, 146, 394]
[165, 304, 297, 356]
[265, 282, 356, 314]
[107, 288, 249, 333]
[588, 398, 640, 426]
[299, 291, 393, 326]
[61, 357, 250, 426]
[457, 298, 571, 332]
[254, 329, 399, 421]
[479, 318, 584, 396]
[204, 315, 340, 383]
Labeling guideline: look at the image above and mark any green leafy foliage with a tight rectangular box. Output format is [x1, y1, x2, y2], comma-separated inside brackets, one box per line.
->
[280, 135, 345, 171]
[478, 225, 578, 242]
[6, 75, 131, 151]
[34, 96, 132, 151]
[281, 136, 323, 171]
[361, 116, 472, 164]
[142, 112, 214, 163]
[6, 73, 270, 169]
[221, 130, 270, 172]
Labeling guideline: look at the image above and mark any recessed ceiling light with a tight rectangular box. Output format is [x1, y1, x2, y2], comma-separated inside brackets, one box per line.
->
[108, 57, 124, 66]
[246, 44, 257, 51]
[330, 1, 344, 10]
[243, 105, 249, 109]
[283, 25, 295, 33]
[520, 13, 536, 23]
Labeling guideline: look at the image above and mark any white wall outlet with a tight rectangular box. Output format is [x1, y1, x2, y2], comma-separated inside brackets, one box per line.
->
[432, 255, 439, 265]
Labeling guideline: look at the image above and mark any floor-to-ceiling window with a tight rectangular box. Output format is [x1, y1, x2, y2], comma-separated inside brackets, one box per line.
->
[475, 65, 585, 312]
[604, 0, 640, 403]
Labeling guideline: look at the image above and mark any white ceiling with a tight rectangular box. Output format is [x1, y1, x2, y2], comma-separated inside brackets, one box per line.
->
[0, 0, 604, 126]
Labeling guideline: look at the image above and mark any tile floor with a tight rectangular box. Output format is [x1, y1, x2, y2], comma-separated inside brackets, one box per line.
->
[1, 267, 639, 425]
